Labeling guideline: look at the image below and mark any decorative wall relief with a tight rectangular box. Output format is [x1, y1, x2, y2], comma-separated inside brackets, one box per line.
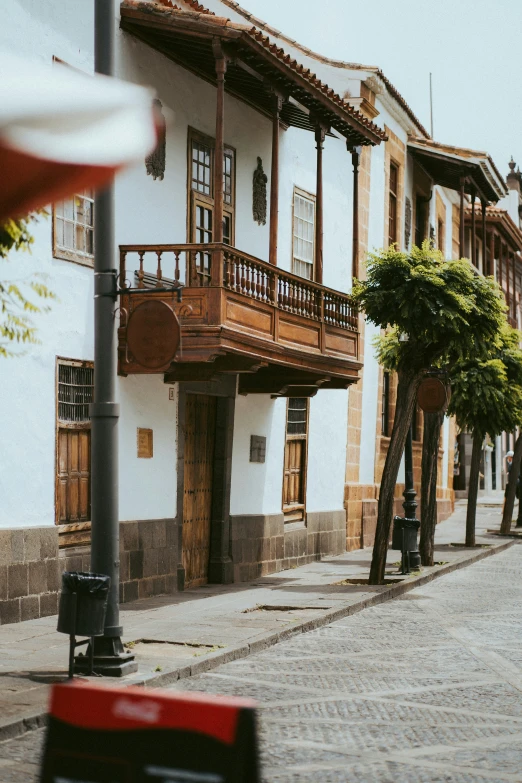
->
[404, 197, 412, 249]
[145, 98, 166, 181]
[252, 157, 267, 225]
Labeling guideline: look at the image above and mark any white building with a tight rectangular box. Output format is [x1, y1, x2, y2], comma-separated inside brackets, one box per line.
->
[0, 0, 508, 625]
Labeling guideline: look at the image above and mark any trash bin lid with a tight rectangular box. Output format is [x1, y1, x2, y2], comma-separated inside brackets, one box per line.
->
[61, 571, 111, 596]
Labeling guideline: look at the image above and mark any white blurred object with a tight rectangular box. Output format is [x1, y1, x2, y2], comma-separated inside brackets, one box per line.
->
[0, 51, 157, 220]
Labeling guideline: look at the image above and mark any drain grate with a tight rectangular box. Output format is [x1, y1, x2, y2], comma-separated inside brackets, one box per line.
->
[242, 604, 329, 613]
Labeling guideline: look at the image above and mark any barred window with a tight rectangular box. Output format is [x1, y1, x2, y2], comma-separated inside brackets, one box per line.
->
[58, 362, 94, 423]
[286, 398, 308, 436]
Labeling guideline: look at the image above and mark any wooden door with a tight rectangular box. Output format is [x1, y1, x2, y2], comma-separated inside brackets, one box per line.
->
[57, 428, 91, 523]
[283, 439, 306, 521]
[182, 394, 217, 587]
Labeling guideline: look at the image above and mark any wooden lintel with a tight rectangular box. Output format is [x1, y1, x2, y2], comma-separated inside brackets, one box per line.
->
[270, 386, 319, 399]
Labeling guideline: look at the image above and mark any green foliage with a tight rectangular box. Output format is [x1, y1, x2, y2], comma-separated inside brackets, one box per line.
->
[0, 214, 56, 357]
[355, 241, 506, 372]
[447, 325, 522, 439]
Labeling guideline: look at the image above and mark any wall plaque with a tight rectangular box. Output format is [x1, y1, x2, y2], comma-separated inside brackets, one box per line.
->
[137, 428, 153, 458]
[126, 300, 180, 370]
[417, 377, 448, 413]
[250, 435, 266, 463]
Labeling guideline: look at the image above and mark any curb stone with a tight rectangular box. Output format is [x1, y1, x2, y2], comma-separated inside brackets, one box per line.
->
[0, 538, 515, 743]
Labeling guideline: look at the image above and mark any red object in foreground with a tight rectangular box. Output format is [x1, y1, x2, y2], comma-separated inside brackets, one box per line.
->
[0, 144, 119, 223]
[40, 680, 260, 783]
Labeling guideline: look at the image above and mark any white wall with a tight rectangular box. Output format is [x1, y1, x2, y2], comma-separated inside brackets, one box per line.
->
[230, 395, 286, 516]
[118, 377, 177, 521]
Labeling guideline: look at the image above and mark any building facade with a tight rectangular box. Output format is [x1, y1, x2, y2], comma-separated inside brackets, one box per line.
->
[0, 0, 510, 625]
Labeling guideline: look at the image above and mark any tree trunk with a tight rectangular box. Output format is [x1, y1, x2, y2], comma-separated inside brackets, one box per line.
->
[369, 366, 423, 584]
[466, 432, 483, 546]
[419, 410, 444, 566]
[500, 432, 522, 535]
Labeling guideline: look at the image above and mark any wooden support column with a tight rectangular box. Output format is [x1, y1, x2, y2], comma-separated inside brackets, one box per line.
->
[489, 229, 495, 278]
[471, 188, 477, 267]
[480, 199, 487, 274]
[213, 40, 226, 244]
[349, 143, 361, 281]
[511, 252, 516, 321]
[314, 124, 327, 284]
[459, 176, 466, 258]
[504, 245, 511, 318]
[269, 94, 283, 266]
[498, 236, 503, 296]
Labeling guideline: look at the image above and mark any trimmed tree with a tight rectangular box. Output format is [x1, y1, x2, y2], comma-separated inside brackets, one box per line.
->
[447, 325, 522, 546]
[354, 241, 505, 584]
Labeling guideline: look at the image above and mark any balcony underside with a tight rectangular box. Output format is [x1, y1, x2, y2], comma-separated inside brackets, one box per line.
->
[118, 244, 361, 397]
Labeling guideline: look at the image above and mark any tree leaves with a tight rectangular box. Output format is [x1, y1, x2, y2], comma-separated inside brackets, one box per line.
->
[0, 214, 56, 357]
[354, 241, 505, 372]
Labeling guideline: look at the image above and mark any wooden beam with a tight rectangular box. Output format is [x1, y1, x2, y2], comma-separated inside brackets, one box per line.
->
[164, 354, 269, 383]
[269, 94, 282, 266]
[459, 176, 466, 258]
[512, 252, 516, 322]
[314, 124, 327, 284]
[506, 243, 511, 317]
[489, 228, 495, 278]
[213, 39, 226, 245]
[498, 234, 503, 295]
[481, 200, 487, 274]
[349, 144, 360, 281]
[471, 188, 477, 267]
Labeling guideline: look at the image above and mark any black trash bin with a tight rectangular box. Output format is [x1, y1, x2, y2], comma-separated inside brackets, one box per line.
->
[392, 516, 420, 574]
[57, 572, 111, 677]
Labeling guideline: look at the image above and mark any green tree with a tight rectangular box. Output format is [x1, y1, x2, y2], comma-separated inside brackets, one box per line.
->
[0, 215, 55, 356]
[354, 242, 505, 584]
[448, 325, 522, 545]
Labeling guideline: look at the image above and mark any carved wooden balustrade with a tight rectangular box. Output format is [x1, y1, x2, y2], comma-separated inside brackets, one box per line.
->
[118, 243, 361, 391]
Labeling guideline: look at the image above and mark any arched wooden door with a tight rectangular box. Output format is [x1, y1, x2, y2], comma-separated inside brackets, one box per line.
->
[182, 394, 217, 587]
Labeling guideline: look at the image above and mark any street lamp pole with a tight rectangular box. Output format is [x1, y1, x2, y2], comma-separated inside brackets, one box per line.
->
[79, 0, 137, 676]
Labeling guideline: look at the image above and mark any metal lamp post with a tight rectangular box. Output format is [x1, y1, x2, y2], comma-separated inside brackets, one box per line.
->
[77, 0, 137, 676]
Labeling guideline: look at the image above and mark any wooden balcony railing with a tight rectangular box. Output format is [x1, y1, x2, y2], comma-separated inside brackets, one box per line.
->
[119, 243, 358, 333]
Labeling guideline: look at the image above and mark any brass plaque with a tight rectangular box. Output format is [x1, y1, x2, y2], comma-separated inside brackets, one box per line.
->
[137, 428, 153, 458]
[417, 377, 448, 413]
[127, 300, 181, 370]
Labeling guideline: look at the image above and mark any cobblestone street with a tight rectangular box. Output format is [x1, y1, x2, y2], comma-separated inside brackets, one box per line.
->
[2, 542, 522, 782]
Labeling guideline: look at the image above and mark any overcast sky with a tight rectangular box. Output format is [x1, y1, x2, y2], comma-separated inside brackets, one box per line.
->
[244, 0, 521, 176]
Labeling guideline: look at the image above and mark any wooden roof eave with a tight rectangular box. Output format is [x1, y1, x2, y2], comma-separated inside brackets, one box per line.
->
[465, 212, 522, 252]
[408, 144, 501, 203]
[119, 5, 385, 147]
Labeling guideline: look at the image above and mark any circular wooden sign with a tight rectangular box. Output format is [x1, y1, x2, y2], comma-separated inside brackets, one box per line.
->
[417, 377, 448, 413]
[126, 300, 180, 370]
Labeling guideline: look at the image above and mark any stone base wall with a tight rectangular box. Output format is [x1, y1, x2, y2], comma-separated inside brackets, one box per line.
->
[0, 518, 178, 626]
[119, 519, 177, 603]
[0, 526, 60, 625]
[230, 510, 346, 583]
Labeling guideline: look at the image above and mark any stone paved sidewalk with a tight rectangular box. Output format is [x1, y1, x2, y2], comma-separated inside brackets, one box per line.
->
[0, 501, 513, 749]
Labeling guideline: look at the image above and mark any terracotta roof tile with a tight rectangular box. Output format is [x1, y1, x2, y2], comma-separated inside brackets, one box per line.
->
[214, 0, 429, 138]
[122, 1, 387, 141]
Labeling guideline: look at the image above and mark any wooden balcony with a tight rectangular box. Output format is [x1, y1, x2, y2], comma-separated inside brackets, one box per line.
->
[118, 244, 361, 395]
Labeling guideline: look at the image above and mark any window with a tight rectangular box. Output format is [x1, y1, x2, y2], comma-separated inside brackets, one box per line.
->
[188, 129, 235, 269]
[56, 359, 93, 527]
[381, 371, 390, 437]
[292, 189, 315, 280]
[53, 190, 94, 265]
[282, 398, 309, 522]
[388, 162, 399, 246]
[438, 218, 445, 252]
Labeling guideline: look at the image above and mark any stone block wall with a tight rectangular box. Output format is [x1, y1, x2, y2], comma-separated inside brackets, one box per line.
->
[0, 527, 60, 625]
[230, 510, 346, 582]
[119, 519, 177, 603]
